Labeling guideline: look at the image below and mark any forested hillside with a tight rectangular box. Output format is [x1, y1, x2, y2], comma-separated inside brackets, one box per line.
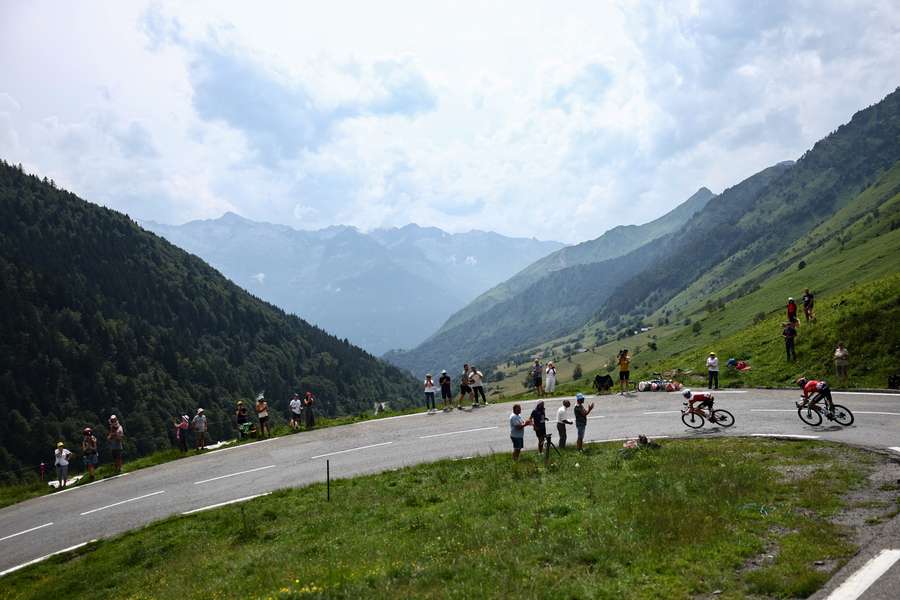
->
[0, 162, 418, 481]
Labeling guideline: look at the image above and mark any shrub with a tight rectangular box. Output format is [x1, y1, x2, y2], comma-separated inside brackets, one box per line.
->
[692, 322, 703, 334]
[573, 364, 583, 380]
[798, 260, 807, 270]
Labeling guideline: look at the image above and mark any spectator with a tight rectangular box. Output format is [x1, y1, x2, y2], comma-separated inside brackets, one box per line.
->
[255, 395, 270, 438]
[81, 427, 98, 479]
[107, 415, 125, 474]
[235, 401, 250, 439]
[834, 342, 849, 384]
[574, 393, 594, 451]
[458, 364, 472, 409]
[304, 392, 316, 429]
[782, 322, 798, 362]
[509, 404, 532, 461]
[289, 393, 303, 431]
[787, 297, 799, 325]
[54, 442, 73, 489]
[545, 362, 557, 394]
[470, 366, 487, 406]
[173, 416, 189, 453]
[439, 369, 453, 411]
[424, 374, 437, 412]
[802, 288, 815, 322]
[530, 400, 547, 453]
[618, 350, 631, 395]
[556, 399, 573, 449]
[706, 352, 719, 390]
[192, 408, 208, 451]
[531, 360, 544, 397]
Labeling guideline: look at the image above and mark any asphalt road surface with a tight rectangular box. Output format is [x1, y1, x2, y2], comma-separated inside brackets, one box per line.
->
[2, 389, 898, 596]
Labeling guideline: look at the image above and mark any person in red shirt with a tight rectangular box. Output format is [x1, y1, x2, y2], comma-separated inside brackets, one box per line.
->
[796, 377, 832, 410]
[682, 389, 714, 414]
[786, 297, 799, 324]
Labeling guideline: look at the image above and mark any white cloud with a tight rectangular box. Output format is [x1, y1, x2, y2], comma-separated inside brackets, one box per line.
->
[0, 1, 898, 242]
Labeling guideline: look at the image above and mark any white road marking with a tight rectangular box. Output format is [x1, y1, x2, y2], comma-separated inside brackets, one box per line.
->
[750, 433, 820, 440]
[0, 539, 96, 578]
[825, 548, 900, 600]
[212, 438, 276, 453]
[354, 412, 428, 424]
[750, 409, 796, 412]
[193, 465, 275, 485]
[181, 492, 272, 515]
[855, 411, 900, 416]
[0, 522, 53, 543]
[643, 410, 681, 415]
[80, 490, 166, 516]
[419, 426, 497, 439]
[888, 447, 900, 454]
[311, 441, 393, 460]
[833, 391, 899, 397]
[48, 472, 131, 496]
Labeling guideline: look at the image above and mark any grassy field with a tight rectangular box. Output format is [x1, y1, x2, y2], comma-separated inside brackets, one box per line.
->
[2, 438, 887, 600]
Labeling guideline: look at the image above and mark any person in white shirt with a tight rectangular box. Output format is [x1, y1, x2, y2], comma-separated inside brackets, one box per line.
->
[470, 367, 487, 406]
[555, 399, 573, 449]
[545, 362, 557, 394]
[54, 442, 73, 488]
[707, 352, 719, 390]
[289, 393, 303, 430]
[424, 374, 437, 412]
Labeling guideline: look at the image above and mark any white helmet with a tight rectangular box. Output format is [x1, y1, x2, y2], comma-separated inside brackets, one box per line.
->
[682, 388, 692, 399]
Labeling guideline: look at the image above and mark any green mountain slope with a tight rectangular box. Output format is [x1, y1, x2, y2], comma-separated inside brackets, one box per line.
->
[0, 162, 418, 481]
[437, 187, 714, 334]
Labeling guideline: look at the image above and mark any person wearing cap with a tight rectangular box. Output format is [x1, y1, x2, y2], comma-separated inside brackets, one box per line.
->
[573, 393, 595, 451]
[256, 395, 271, 438]
[81, 427, 98, 479]
[173, 415, 189, 453]
[423, 374, 437, 412]
[289, 393, 303, 431]
[545, 361, 557, 394]
[54, 442, 73, 488]
[786, 297, 799, 325]
[469, 366, 487, 406]
[192, 408, 208, 451]
[107, 415, 125, 474]
[438, 369, 453, 411]
[706, 352, 719, 390]
[235, 400, 250, 439]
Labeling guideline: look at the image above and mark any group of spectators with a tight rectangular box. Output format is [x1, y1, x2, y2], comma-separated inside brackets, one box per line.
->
[509, 393, 595, 460]
[424, 364, 488, 411]
[782, 289, 815, 362]
[528, 360, 559, 396]
[51, 415, 124, 488]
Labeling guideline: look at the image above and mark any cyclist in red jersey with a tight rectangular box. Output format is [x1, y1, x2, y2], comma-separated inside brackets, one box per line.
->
[682, 389, 714, 414]
[796, 377, 833, 410]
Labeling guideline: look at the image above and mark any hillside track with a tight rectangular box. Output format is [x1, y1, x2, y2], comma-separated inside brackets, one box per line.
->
[1, 389, 898, 587]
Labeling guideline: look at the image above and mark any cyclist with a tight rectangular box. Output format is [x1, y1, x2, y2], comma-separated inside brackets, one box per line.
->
[796, 377, 833, 412]
[683, 388, 714, 416]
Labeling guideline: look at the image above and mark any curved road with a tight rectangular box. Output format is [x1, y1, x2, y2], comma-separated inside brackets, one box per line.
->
[1, 389, 898, 594]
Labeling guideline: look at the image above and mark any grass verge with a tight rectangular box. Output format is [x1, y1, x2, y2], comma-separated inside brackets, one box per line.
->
[1, 438, 883, 599]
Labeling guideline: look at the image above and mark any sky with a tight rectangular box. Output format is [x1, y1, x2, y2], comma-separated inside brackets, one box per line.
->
[1, 1, 898, 243]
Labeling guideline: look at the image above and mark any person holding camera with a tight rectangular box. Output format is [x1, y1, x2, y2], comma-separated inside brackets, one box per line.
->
[574, 393, 594, 451]
[617, 350, 631, 395]
[509, 404, 532, 461]
[529, 400, 547, 453]
[556, 399, 573, 449]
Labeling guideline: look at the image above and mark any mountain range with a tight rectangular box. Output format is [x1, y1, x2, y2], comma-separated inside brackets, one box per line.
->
[142, 216, 563, 355]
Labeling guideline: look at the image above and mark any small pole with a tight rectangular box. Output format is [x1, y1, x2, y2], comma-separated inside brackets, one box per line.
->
[326, 459, 330, 501]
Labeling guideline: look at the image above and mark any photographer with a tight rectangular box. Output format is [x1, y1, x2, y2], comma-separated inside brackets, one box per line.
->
[556, 399, 573, 449]
[574, 393, 594, 451]
[530, 400, 547, 453]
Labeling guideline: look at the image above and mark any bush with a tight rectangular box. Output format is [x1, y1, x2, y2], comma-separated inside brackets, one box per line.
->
[692, 322, 703, 335]
[798, 260, 807, 270]
[753, 311, 766, 324]
[573, 364, 583, 380]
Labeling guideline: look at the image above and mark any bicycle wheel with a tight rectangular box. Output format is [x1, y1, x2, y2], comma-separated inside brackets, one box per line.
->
[797, 405, 822, 426]
[681, 411, 705, 429]
[831, 404, 854, 426]
[711, 409, 735, 427]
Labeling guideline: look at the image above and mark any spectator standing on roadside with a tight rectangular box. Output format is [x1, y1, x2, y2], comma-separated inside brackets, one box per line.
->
[255, 395, 271, 438]
[424, 374, 437, 412]
[509, 404, 532, 461]
[545, 362, 557, 394]
[531, 360, 544, 397]
[304, 392, 316, 429]
[289, 393, 303, 431]
[706, 352, 719, 390]
[802, 289, 815, 322]
[235, 401, 250, 439]
[556, 399, 573, 449]
[782, 322, 798, 362]
[107, 415, 125, 474]
[54, 442, 73, 488]
[458, 364, 472, 409]
[81, 427, 98, 479]
[192, 408, 208, 451]
[787, 298, 799, 325]
[834, 342, 849, 384]
[530, 400, 547, 454]
[470, 366, 487, 406]
[574, 393, 594, 451]
[173, 416, 189, 453]
[439, 369, 453, 411]
[618, 350, 631, 395]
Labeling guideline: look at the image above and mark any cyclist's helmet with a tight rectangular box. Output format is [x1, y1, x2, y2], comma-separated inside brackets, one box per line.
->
[796, 377, 808, 387]
[682, 388, 692, 399]
[575, 392, 585, 402]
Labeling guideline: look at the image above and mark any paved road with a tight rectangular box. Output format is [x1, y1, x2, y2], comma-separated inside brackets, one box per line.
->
[1, 389, 898, 593]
